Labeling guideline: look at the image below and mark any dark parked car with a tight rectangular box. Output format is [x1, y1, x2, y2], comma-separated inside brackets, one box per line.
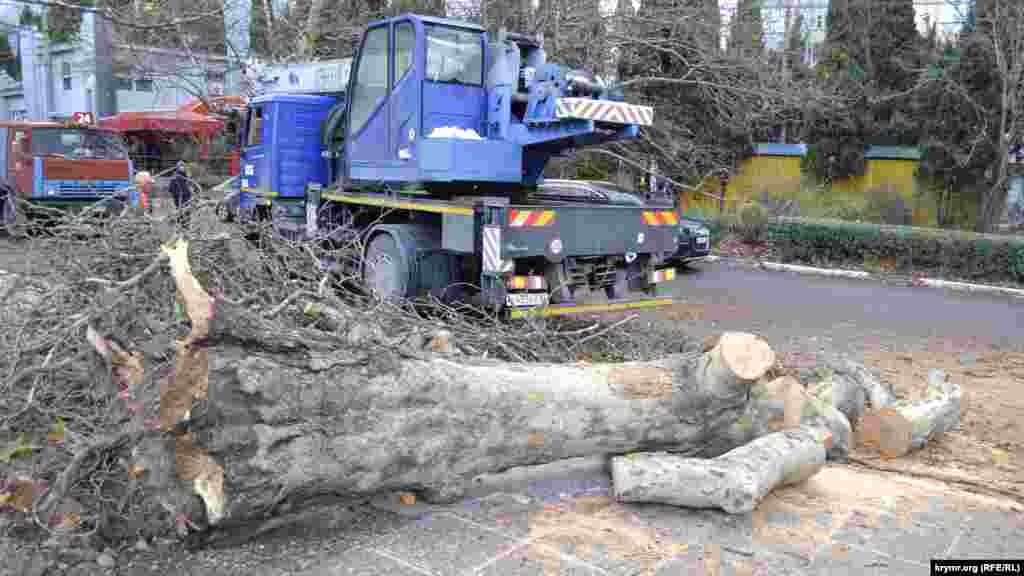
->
[534, 179, 711, 265]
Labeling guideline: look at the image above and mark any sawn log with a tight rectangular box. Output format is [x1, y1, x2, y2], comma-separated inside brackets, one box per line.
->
[610, 426, 829, 514]
[123, 241, 779, 538]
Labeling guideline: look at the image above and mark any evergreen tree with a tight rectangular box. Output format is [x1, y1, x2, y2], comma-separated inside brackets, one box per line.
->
[729, 0, 763, 59]
[808, 0, 922, 180]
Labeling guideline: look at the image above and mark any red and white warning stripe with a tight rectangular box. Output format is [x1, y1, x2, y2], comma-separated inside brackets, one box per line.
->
[509, 209, 557, 227]
[555, 98, 654, 126]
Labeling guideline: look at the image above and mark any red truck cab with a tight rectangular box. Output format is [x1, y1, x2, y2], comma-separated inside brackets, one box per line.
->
[0, 117, 135, 222]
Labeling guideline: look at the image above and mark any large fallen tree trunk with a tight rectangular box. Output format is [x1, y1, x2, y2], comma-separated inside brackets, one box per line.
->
[117, 241, 779, 540]
[610, 426, 829, 514]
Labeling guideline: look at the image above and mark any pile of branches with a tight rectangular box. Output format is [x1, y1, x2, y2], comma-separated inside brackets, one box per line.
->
[0, 195, 693, 548]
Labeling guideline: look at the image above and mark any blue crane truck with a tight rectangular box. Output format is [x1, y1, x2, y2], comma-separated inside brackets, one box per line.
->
[237, 13, 682, 318]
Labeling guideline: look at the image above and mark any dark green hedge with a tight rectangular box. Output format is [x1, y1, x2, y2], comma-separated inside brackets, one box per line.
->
[764, 220, 1024, 284]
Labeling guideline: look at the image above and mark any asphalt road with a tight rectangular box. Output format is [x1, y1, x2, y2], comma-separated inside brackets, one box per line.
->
[652, 260, 1024, 358]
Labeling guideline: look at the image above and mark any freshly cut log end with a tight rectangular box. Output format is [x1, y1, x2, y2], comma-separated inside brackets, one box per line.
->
[611, 426, 827, 515]
[857, 369, 961, 459]
[718, 332, 776, 381]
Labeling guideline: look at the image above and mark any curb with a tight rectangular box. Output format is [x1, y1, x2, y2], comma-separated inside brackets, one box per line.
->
[704, 256, 1024, 299]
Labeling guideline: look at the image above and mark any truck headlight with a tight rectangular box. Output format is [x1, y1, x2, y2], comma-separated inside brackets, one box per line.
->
[47, 188, 57, 196]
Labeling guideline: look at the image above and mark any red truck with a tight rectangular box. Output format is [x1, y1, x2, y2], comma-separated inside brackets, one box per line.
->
[0, 115, 136, 227]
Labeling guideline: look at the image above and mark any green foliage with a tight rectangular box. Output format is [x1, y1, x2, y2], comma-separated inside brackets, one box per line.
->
[0, 433, 35, 464]
[737, 202, 769, 243]
[809, 0, 923, 180]
[766, 220, 1024, 283]
[0, 33, 17, 81]
[860, 185, 912, 225]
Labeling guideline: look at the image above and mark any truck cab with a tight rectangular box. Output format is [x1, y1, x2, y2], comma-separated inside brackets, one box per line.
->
[0, 119, 135, 223]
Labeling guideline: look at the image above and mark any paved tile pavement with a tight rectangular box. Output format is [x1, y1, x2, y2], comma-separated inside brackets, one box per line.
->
[283, 462, 1024, 576]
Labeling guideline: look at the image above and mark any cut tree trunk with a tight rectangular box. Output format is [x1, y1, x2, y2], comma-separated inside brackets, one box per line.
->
[857, 369, 962, 459]
[701, 376, 852, 462]
[610, 426, 829, 514]
[120, 241, 778, 541]
[809, 359, 896, 426]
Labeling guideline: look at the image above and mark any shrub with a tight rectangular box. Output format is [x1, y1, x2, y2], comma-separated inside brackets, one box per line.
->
[861, 185, 912, 225]
[756, 177, 803, 217]
[737, 202, 769, 243]
[767, 220, 1024, 284]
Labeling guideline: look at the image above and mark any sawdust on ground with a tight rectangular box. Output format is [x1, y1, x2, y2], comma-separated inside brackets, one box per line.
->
[519, 467, 1022, 576]
[855, 339, 1024, 502]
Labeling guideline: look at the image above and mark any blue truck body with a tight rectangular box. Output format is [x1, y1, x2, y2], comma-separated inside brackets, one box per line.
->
[237, 14, 682, 317]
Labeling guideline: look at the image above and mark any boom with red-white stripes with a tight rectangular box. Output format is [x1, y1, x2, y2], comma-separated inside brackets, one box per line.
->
[556, 98, 654, 126]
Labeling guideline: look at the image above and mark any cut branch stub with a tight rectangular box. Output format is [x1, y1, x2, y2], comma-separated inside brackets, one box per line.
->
[610, 426, 829, 514]
[857, 369, 962, 459]
[702, 376, 852, 461]
[809, 360, 896, 427]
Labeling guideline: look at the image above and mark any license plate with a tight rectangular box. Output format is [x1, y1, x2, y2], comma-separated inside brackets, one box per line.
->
[506, 292, 549, 308]
[696, 237, 708, 247]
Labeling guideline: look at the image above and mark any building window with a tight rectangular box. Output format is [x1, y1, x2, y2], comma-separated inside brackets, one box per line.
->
[62, 61, 71, 90]
[114, 77, 133, 91]
[135, 78, 154, 92]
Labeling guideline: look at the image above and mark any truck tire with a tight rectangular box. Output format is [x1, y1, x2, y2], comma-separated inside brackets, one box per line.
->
[605, 268, 628, 300]
[363, 232, 410, 302]
[0, 185, 13, 233]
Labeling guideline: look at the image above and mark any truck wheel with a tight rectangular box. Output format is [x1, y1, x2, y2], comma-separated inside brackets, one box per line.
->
[363, 233, 409, 301]
[0, 186, 14, 234]
[604, 268, 628, 300]
[545, 261, 575, 304]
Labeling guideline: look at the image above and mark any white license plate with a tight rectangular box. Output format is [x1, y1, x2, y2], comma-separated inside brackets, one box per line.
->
[506, 292, 549, 308]
[696, 237, 709, 247]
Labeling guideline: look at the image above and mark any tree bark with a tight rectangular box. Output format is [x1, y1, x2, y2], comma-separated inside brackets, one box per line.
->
[808, 359, 895, 427]
[857, 369, 962, 459]
[124, 241, 778, 540]
[610, 426, 828, 514]
[701, 376, 852, 462]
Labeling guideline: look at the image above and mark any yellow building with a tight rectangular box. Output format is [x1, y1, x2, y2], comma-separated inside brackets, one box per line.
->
[681, 143, 807, 216]
[829, 146, 928, 225]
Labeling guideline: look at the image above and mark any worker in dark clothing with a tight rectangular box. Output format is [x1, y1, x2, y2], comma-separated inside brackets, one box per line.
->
[169, 161, 192, 229]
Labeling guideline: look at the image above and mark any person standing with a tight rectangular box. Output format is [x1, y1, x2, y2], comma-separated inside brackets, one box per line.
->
[169, 161, 192, 229]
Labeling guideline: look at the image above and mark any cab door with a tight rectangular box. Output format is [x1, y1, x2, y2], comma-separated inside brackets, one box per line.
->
[388, 18, 420, 181]
[240, 104, 269, 210]
[8, 128, 32, 198]
[346, 24, 391, 181]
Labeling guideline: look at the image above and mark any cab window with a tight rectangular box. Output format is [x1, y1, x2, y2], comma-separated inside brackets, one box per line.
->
[349, 26, 389, 137]
[425, 25, 483, 86]
[394, 22, 415, 87]
[247, 107, 263, 147]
